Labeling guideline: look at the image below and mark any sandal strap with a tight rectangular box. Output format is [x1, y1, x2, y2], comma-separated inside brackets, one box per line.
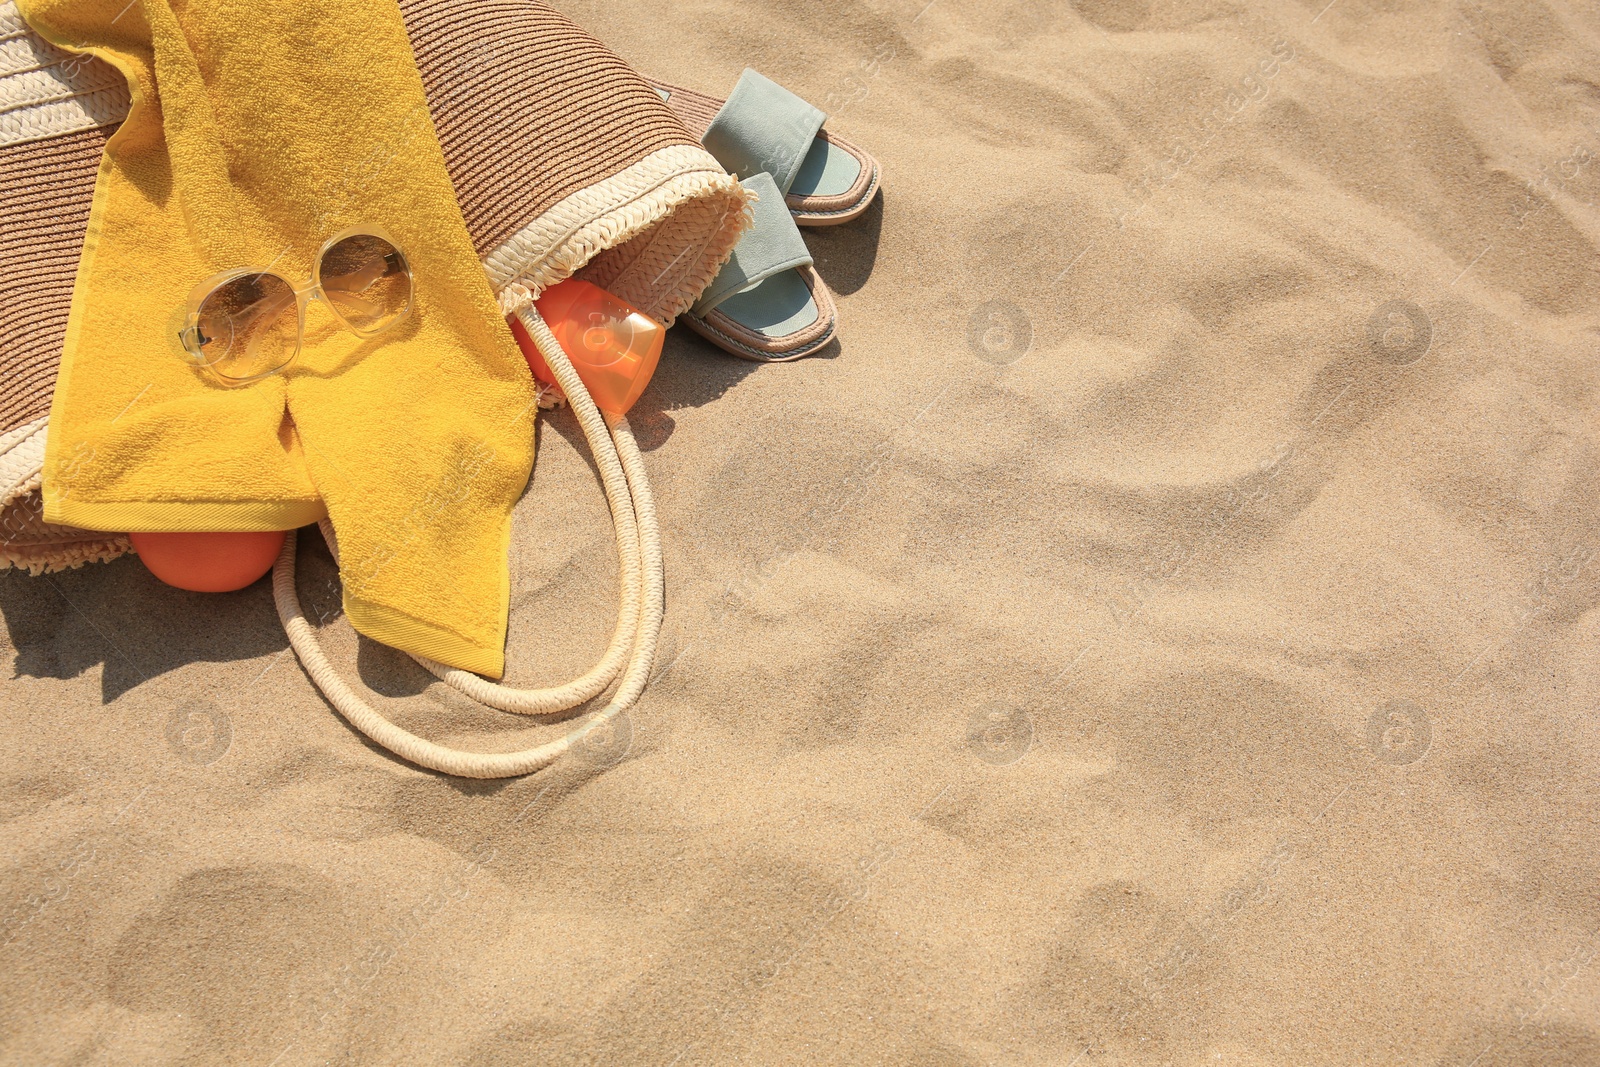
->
[702, 68, 825, 197]
[692, 172, 813, 317]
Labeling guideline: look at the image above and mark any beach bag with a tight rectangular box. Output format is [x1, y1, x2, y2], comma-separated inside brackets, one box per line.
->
[0, 0, 750, 777]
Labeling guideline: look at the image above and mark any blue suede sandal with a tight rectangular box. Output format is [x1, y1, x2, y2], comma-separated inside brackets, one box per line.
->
[681, 171, 838, 362]
[652, 69, 882, 227]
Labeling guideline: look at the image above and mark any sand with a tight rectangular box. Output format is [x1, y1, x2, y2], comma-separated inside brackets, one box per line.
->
[5, 0, 1600, 1063]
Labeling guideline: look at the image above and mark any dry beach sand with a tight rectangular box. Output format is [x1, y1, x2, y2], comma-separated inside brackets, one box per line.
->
[4, 0, 1600, 1063]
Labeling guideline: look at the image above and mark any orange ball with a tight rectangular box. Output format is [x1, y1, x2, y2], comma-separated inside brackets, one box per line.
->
[129, 530, 287, 593]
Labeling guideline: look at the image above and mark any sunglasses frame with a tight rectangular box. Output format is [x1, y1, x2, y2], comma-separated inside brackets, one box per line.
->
[177, 226, 413, 386]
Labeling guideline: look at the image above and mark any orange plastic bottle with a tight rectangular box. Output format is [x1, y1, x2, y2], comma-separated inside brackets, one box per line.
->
[509, 279, 665, 423]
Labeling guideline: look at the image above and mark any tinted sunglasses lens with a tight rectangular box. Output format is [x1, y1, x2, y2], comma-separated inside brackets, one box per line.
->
[189, 273, 299, 382]
[318, 233, 411, 334]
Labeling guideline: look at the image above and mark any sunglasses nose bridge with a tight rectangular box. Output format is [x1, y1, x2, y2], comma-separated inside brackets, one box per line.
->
[180, 234, 409, 383]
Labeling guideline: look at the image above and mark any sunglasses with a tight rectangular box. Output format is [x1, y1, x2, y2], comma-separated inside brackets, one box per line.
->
[177, 228, 413, 385]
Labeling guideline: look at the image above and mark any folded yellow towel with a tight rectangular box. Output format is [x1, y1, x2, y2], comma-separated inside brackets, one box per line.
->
[22, 0, 536, 677]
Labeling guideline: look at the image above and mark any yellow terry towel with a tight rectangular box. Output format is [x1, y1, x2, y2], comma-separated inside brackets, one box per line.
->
[21, 0, 537, 677]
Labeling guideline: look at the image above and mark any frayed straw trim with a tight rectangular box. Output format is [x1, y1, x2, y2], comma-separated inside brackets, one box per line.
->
[487, 144, 752, 324]
[1, 534, 129, 575]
